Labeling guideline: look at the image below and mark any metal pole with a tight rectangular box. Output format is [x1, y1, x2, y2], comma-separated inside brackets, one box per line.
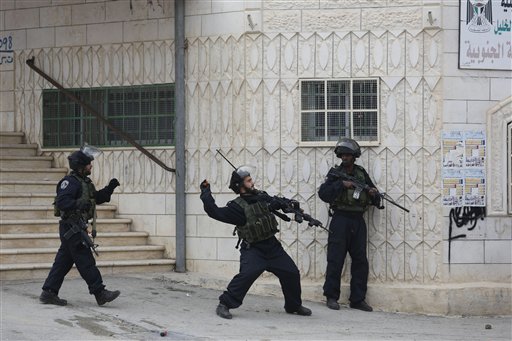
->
[174, 0, 186, 273]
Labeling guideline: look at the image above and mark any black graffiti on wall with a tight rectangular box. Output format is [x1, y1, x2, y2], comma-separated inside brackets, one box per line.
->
[448, 206, 486, 265]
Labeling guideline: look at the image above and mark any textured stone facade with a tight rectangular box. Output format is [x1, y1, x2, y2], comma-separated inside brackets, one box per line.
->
[0, 0, 510, 315]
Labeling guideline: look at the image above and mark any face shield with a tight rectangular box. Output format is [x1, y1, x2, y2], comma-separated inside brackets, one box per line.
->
[235, 165, 253, 179]
[229, 165, 256, 194]
[81, 143, 102, 160]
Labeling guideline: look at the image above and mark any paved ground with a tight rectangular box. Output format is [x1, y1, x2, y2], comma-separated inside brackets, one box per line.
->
[1, 272, 511, 340]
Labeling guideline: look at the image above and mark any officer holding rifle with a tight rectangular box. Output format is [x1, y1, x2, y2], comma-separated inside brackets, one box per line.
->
[39, 145, 121, 307]
[318, 137, 382, 312]
[200, 164, 312, 319]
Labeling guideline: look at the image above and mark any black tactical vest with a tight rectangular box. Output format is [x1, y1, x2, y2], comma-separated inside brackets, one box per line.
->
[332, 165, 371, 212]
[54, 173, 96, 220]
[233, 197, 279, 243]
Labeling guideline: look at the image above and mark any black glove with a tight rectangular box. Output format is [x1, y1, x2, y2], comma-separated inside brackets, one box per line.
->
[91, 230, 97, 238]
[77, 199, 92, 212]
[200, 179, 210, 191]
[107, 178, 120, 191]
[326, 167, 341, 181]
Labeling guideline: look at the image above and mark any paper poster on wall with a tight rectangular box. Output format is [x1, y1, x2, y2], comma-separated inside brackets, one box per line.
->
[464, 169, 486, 206]
[442, 131, 464, 168]
[442, 169, 465, 206]
[464, 130, 486, 167]
[459, 0, 512, 70]
[441, 130, 486, 206]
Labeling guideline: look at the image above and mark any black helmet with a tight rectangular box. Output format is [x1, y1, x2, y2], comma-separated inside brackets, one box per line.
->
[68, 150, 93, 171]
[334, 137, 361, 158]
[67, 144, 102, 171]
[228, 166, 252, 194]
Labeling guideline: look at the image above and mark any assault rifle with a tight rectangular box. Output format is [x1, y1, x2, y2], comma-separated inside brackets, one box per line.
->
[216, 149, 330, 233]
[257, 191, 330, 233]
[327, 166, 410, 213]
[78, 218, 99, 256]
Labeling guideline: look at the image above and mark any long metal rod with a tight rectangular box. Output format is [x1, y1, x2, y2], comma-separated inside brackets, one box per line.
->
[25, 56, 175, 173]
[174, 0, 186, 273]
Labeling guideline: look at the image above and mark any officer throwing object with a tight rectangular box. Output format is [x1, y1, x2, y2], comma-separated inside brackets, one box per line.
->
[200, 165, 312, 319]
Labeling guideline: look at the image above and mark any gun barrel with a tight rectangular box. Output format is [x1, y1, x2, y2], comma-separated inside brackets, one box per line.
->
[380, 194, 410, 212]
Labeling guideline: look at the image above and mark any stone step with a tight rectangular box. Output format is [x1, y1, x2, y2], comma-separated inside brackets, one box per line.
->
[0, 245, 166, 264]
[0, 205, 117, 220]
[0, 144, 38, 156]
[0, 193, 56, 206]
[0, 232, 149, 248]
[0, 218, 132, 234]
[0, 168, 68, 181]
[0, 180, 58, 193]
[0, 132, 24, 144]
[0, 156, 54, 169]
[0, 259, 176, 280]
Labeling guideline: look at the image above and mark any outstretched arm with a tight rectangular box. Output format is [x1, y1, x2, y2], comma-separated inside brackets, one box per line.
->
[200, 180, 246, 225]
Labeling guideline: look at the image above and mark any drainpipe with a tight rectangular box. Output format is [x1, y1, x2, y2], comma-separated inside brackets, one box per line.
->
[174, 0, 186, 272]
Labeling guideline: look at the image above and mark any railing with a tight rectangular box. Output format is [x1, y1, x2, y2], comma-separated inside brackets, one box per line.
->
[25, 56, 176, 173]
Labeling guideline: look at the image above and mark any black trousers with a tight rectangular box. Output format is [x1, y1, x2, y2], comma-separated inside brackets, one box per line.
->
[42, 222, 104, 295]
[219, 236, 302, 312]
[323, 212, 369, 304]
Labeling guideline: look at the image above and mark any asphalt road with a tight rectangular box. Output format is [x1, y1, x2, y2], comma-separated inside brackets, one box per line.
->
[1, 272, 511, 340]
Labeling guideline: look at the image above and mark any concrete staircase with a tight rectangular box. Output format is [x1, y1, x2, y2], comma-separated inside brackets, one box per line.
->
[0, 132, 175, 280]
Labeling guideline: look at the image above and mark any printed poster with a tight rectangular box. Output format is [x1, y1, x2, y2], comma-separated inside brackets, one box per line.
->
[459, 0, 512, 70]
[464, 130, 486, 168]
[442, 130, 486, 206]
[442, 169, 465, 207]
[464, 169, 486, 206]
[442, 131, 464, 168]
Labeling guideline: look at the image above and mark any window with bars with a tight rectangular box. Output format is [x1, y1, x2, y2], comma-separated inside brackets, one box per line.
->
[300, 78, 379, 144]
[42, 84, 175, 148]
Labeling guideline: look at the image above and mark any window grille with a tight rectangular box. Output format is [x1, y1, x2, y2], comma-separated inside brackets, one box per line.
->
[42, 84, 175, 148]
[300, 78, 379, 145]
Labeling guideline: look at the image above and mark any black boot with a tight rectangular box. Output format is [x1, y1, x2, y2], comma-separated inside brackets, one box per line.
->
[349, 300, 373, 312]
[286, 306, 312, 316]
[216, 303, 232, 319]
[95, 289, 120, 306]
[39, 290, 67, 306]
[326, 298, 340, 310]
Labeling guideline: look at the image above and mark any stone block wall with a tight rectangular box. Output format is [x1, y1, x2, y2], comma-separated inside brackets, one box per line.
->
[0, 0, 511, 314]
[440, 1, 512, 282]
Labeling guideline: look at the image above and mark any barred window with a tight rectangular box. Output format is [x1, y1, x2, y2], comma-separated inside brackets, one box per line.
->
[300, 79, 379, 144]
[42, 84, 175, 148]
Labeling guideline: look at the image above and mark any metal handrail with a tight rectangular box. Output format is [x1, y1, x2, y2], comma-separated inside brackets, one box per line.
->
[26, 56, 176, 173]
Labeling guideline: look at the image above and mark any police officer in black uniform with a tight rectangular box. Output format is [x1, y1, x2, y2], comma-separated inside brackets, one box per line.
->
[318, 138, 381, 312]
[39, 146, 121, 306]
[199, 167, 312, 319]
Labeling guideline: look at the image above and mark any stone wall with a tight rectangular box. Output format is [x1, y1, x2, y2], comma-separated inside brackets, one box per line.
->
[1, 0, 510, 315]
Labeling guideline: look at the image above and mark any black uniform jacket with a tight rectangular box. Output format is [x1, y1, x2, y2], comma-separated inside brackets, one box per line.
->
[318, 164, 379, 206]
[56, 173, 114, 212]
[200, 187, 267, 226]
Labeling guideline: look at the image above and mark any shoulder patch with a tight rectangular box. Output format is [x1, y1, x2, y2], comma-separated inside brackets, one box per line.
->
[60, 180, 69, 189]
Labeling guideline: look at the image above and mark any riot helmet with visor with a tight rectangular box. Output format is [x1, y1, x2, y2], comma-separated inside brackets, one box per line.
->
[68, 143, 102, 171]
[334, 137, 361, 158]
[229, 165, 252, 194]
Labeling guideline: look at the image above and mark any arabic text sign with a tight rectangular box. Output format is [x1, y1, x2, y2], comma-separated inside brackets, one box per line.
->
[0, 35, 14, 66]
[459, 0, 512, 70]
